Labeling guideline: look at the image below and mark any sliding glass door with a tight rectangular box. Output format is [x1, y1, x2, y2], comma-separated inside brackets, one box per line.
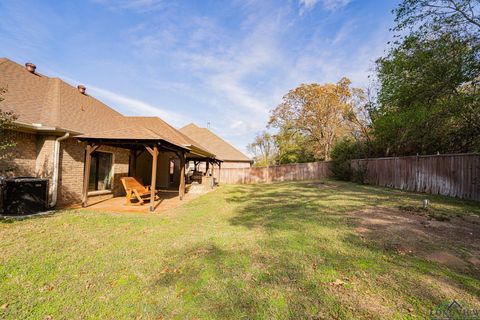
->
[88, 152, 113, 191]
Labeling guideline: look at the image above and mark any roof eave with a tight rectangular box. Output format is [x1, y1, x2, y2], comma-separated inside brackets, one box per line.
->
[14, 121, 83, 135]
[220, 159, 253, 163]
[75, 136, 191, 152]
[185, 144, 216, 158]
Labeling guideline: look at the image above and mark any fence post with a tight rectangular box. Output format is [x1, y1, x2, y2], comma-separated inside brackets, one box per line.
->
[415, 154, 419, 192]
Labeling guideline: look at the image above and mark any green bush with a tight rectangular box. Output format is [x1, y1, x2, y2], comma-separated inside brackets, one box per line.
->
[330, 138, 366, 181]
[351, 161, 368, 184]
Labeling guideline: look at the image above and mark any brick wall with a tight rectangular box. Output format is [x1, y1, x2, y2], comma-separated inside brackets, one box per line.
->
[35, 135, 55, 194]
[2, 132, 130, 208]
[57, 138, 85, 207]
[57, 138, 130, 207]
[0, 131, 37, 177]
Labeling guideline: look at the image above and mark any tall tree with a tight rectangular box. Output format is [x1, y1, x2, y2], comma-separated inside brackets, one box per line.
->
[394, 0, 480, 40]
[247, 131, 278, 166]
[371, 0, 480, 156]
[269, 78, 366, 161]
[274, 128, 315, 164]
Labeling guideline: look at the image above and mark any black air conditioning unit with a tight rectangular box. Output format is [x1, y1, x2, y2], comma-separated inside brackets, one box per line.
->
[1, 177, 49, 215]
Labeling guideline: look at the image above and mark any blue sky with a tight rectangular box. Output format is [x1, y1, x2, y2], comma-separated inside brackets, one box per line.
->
[0, 0, 398, 154]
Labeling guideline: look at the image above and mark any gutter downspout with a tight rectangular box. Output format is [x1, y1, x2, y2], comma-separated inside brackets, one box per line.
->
[49, 132, 70, 208]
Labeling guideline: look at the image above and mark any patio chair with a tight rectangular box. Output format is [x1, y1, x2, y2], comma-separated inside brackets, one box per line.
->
[120, 177, 157, 205]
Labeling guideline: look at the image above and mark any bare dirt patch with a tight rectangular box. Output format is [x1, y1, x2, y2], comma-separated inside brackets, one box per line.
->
[303, 181, 339, 189]
[346, 207, 480, 272]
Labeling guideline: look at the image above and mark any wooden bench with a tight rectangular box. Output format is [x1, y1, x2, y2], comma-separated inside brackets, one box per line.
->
[120, 177, 157, 205]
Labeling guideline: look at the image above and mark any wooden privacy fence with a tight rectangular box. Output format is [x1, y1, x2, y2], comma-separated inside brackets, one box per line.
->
[216, 153, 479, 201]
[217, 161, 332, 184]
[351, 153, 480, 201]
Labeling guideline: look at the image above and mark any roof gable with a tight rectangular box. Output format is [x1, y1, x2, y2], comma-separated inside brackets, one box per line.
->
[123, 117, 214, 155]
[179, 123, 250, 162]
[0, 58, 124, 134]
[0, 58, 54, 126]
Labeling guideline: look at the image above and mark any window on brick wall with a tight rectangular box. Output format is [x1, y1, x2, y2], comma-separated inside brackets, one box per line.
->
[88, 152, 113, 191]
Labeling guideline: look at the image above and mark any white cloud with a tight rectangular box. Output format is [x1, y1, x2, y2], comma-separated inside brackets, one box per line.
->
[209, 75, 270, 114]
[124, 0, 386, 150]
[0, 0, 393, 156]
[290, 20, 390, 87]
[332, 20, 355, 44]
[48, 73, 190, 127]
[87, 84, 188, 126]
[299, 0, 320, 15]
[323, 0, 351, 11]
[128, 8, 284, 118]
[299, 0, 351, 14]
[92, 0, 165, 12]
[230, 120, 243, 129]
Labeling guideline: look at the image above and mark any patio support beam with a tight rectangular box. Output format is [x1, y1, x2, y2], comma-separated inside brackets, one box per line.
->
[218, 162, 221, 185]
[82, 144, 100, 207]
[205, 160, 210, 175]
[146, 145, 158, 212]
[179, 151, 186, 200]
[144, 145, 154, 156]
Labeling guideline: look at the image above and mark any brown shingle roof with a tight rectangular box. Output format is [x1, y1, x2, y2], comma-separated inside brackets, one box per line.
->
[78, 125, 163, 140]
[179, 123, 251, 162]
[0, 58, 124, 134]
[0, 58, 214, 158]
[125, 117, 213, 155]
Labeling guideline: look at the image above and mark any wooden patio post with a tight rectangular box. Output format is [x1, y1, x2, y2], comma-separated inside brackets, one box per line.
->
[179, 152, 186, 200]
[145, 145, 159, 212]
[205, 160, 210, 175]
[82, 144, 99, 207]
[210, 162, 215, 189]
[218, 162, 221, 185]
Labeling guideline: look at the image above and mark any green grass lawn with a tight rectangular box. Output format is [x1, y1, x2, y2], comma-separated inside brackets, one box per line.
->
[1, 180, 479, 319]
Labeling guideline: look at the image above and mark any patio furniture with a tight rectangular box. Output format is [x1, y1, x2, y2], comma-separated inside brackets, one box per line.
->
[120, 177, 156, 205]
[191, 171, 203, 184]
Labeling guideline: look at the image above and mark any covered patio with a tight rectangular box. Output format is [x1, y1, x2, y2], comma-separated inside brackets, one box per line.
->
[77, 125, 219, 212]
[82, 188, 207, 213]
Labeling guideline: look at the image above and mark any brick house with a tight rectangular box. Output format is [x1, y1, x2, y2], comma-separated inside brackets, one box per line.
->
[0, 58, 217, 210]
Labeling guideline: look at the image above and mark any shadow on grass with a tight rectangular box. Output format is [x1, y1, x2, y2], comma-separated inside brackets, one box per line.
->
[226, 181, 377, 231]
[151, 242, 356, 319]
[0, 210, 57, 223]
[176, 180, 480, 318]
[151, 232, 479, 319]
[226, 181, 479, 231]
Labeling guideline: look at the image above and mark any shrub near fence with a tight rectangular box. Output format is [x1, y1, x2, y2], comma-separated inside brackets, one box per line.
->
[217, 161, 332, 184]
[351, 153, 480, 202]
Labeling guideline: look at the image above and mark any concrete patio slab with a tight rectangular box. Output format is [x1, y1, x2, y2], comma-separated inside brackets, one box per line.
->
[81, 189, 208, 213]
